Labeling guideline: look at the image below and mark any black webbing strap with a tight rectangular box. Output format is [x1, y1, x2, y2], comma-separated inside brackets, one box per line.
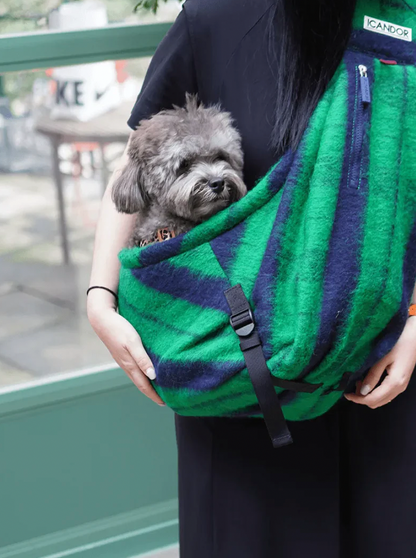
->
[336, 372, 351, 391]
[224, 284, 293, 448]
[271, 377, 323, 393]
[322, 371, 351, 395]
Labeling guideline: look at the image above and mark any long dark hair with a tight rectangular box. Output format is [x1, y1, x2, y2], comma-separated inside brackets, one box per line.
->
[268, 0, 358, 155]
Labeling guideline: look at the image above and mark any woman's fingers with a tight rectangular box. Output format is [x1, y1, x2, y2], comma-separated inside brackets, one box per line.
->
[345, 372, 394, 408]
[89, 309, 166, 406]
[358, 358, 388, 396]
[345, 362, 410, 409]
[125, 343, 166, 406]
[120, 353, 165, 406]
[346, 318, 416, 409]
[126, 340, 156, 380]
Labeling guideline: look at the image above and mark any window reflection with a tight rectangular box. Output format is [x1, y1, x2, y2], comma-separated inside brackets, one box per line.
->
[0, 56, 150, 388]
[0, 0, 181, 35]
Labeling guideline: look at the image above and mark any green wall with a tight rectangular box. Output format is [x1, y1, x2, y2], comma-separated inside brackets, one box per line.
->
[0, 369, 178, 557]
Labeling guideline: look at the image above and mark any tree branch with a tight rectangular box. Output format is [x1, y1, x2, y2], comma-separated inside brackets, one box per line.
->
[134, 0, 181, 14]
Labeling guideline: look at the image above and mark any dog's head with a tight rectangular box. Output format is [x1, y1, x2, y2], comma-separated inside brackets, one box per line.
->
[111, 94, 246, 223]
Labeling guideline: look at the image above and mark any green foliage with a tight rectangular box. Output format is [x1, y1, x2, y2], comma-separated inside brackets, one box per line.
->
[0, 0, 57, 34]
[0, 0, 182, 34]
[134, 0, 181, 14]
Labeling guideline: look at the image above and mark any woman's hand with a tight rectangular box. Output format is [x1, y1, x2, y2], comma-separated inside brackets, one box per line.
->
[345, 317, 416, 409]
[86, 138, 164, 407]
[88, 294, 165, 406]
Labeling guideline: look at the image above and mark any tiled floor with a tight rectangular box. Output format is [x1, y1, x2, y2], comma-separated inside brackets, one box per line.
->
[0, 169, 118, 388]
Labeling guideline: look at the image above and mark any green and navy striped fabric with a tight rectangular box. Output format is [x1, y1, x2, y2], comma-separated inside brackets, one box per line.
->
[118, 0, 416, 422]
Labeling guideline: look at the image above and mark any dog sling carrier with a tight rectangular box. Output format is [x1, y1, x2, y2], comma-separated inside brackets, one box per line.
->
[117, 0, 416, 447]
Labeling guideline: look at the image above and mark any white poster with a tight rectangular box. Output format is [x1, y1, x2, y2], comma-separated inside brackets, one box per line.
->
[49, 1, 121, 122]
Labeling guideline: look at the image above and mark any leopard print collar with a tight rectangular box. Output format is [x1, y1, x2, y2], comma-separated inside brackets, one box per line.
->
[139, 227, 176, 248]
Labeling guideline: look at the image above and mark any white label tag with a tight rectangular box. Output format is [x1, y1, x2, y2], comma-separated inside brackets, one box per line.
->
[364, 15, 412, 42]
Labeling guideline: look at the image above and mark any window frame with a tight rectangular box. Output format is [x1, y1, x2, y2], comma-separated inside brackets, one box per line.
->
[0, 22, 171, 73]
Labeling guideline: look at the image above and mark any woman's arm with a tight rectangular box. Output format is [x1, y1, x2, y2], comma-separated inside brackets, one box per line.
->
[345, 281, 416, 408]
[88, 140, 134, 311]
[87, 137, 165, 406]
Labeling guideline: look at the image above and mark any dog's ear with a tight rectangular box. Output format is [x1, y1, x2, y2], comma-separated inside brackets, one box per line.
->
[111, 157, 149, 214]
[185, 92, 202, 112]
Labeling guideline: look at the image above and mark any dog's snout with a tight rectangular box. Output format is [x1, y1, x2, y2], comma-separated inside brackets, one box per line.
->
[209, 178, 225, 194]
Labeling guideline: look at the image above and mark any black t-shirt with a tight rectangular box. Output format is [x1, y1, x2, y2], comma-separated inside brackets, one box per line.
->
[127, 0, 280, 190]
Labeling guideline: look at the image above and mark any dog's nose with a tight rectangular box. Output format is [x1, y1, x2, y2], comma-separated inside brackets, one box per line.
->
[209, 178, 225, 194]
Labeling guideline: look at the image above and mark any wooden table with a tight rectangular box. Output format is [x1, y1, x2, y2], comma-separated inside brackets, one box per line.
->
[36, 102, 131, 264]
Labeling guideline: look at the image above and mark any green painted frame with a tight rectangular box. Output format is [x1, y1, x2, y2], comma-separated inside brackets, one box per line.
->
[0, 365, 130, 416]
[0, 22, 171, 73]
[0, 368, 179, 557]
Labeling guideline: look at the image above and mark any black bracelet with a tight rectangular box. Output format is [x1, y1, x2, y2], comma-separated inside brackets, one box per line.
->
[86, 286, 118, 303]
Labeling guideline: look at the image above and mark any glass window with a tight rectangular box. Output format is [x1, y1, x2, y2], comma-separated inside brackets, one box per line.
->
[0, 56, 150, 388]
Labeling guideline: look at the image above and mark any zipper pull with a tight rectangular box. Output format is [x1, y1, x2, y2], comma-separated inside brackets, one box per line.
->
[359, 64, 371, 104]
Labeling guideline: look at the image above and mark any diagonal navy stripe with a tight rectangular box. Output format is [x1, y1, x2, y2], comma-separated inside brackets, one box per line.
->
[172, 396, 259, 415]
[268, 148, 296, 193]
[168, 368, 301, 414]
[132, 260, 231, 312]
[299, 51, 374, 380]
[209, 221, 247, 276]
[139, 234, 184, 267]
[250, 149, 299, 357]
[224, 403, 262, 417]
[119, 292, 201, 340]
[360, 167, 416, 378]
[224, 389, 299, 415]
[177, 387, 298, 417]
[148, 350, 243, 391]
[208, 149, 294, 282]
[355, 68, 412, 379]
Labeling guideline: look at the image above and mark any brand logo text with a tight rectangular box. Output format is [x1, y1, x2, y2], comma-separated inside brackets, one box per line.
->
[364, 15, 412, 42]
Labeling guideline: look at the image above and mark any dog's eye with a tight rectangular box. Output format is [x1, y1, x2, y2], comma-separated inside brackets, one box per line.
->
[177, 159, 191, 174]
[214, 153, 229, 164]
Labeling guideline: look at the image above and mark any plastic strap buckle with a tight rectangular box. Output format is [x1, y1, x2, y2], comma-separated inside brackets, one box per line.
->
[229, 308, 255, 337]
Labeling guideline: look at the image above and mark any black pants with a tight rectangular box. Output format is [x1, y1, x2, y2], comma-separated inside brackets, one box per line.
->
[175, 371, 416, 558]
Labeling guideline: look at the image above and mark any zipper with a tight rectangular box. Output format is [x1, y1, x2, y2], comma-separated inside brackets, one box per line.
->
[359, 64, 371, 104]
[348, 62, 372, 190]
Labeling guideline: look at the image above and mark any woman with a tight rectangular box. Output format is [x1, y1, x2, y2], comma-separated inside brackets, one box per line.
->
[88, 0, 416, 556]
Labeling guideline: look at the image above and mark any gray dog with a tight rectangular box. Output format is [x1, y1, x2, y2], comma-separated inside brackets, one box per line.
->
[111, 94, 247, 247]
